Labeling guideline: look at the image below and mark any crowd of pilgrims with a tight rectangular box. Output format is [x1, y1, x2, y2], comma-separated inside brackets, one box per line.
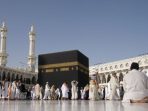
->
[0, 78, 123, 101]
[0, 62, 148, 103]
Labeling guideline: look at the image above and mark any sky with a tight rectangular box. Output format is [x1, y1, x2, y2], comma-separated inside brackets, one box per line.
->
[0, 0, 148, 68]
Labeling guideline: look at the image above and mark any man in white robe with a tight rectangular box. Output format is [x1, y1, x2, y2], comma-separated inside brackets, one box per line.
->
[83, 84, 89, 100]
[2, 79, 9, 99]
[89, 80, 99, 100]
[80, 87, 84, 99]
[15, 81, 21, 99]
[71, 80, 78, 100]
[40, 86, 43, 100]
[11, 81, 17, 99]
[50, 85, 56, 100]
[35, 82, 40, 99]
[31, 86, 35, 99]
[108, 73, 120, 100]
[61, 82, 69, 100]
[43, 82, 50, 100]
[122, 62, 148, 103]
[55, 88, 61, 100]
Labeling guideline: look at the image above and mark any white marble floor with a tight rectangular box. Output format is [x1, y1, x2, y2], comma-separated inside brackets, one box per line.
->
[0, 100, 148, 111]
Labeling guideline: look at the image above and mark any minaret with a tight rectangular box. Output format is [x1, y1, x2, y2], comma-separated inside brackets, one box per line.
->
[28, 25, 36, 72]
[0, 22, 8, 66]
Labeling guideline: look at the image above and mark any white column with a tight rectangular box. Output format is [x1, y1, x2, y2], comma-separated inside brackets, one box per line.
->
[28, 25, 36, 72]
[116, 72, 120, 82]
[100, 74, 103, 83]
[0, 22, 8, 66]
[105, 74, 108, 83]
[96, 73, 100, 84]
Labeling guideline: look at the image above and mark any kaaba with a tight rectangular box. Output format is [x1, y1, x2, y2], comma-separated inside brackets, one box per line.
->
[38, 50, 89, 89]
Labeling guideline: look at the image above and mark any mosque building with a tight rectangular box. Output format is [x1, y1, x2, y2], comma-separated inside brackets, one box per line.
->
[89, 54, 148, 85]
[1, 20, 148, 88]
[0, 22, 37, 85]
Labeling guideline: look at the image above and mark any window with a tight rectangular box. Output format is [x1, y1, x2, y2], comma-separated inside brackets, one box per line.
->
[125, 63, 129, 67]
[110, 66, 113, 70]
[101, 68, 103, 71]
[120, 64, 123, 68]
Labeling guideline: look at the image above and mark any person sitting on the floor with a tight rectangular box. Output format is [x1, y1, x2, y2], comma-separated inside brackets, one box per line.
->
[122, 62, 148, 103]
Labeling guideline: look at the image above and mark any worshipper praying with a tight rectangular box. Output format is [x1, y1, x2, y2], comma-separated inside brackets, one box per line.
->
[122, 62, 148, 103]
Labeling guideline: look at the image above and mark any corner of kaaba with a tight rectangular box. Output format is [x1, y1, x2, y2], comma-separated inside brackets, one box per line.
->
[38, 50, 89, 89]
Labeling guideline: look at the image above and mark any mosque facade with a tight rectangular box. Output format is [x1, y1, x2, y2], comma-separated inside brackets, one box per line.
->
[89, 54, 148, 84]
[0, 22, 37, 85]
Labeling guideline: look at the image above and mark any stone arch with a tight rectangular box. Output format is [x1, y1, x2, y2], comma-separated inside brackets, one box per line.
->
[7, 72, 11, 81]
[105, 67, 108, 70]
[120, 64, 123, 68]
[115, 65, 118, 69]
[100, 68, 103, 71]
[125, 63, 129, 67]
[110, 66, 113, 70]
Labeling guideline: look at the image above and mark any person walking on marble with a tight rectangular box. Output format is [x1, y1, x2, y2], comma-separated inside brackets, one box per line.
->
[89, 80, 99, 100]
[71, 80, 78, 100]
[50, 85, 56, 100]
[35, 82, 41, 100]
[108, 73, 120, 100]
[43, 82, 50, 100]
[2, 79, 9, 99]
[11, 80, 17, 99]
[61, 82, 69, 100]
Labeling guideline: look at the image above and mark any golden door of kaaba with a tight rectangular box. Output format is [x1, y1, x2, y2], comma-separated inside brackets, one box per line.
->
[38, 50, 89, 89]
